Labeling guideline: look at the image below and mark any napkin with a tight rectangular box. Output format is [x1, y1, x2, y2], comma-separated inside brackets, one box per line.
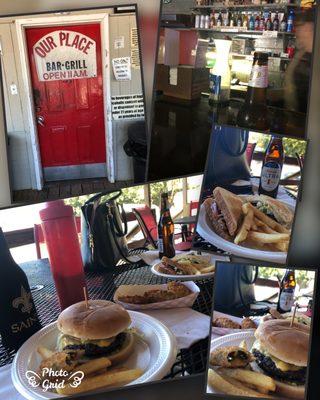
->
[143, 308, 211, 350]
[0, 364, 24, 400]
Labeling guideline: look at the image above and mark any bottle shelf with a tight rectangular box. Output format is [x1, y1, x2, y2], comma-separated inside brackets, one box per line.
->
[192, 3, 300, 11]
[193, 27, 295, 36]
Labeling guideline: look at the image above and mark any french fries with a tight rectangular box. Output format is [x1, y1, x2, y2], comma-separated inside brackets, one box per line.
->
[248, 203, 289, 234]
[199, 265, 215, 274]
[234, 207, 254, 245]
[218, 368, 276, 392]
[239, 340, 247, 350]
[37, 346, 54, 359]
[56, 368, 143, 395]
[247, 231, 290, 244]
[78, 357, 111, 376]
[207, 369, 272, 398]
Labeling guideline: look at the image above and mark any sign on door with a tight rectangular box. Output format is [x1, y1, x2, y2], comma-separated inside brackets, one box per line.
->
[33, 30, 97, 81]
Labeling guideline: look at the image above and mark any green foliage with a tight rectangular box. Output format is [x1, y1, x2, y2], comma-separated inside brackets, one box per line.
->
[118, 185, 144, 205]
[258, 267, 311, 289]
[254, 135, 307, 158]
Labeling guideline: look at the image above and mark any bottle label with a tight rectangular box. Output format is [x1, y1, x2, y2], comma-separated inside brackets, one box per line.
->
[158, 238, 164, 253]
[279, 289, 294, 312]
[248, 65, 268, 88]
[209, 74, 221, 97]
[261, 161, 281, 191]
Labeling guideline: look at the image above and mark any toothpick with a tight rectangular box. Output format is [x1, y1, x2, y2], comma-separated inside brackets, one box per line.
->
[83, 287, 89, 309]
[290, 303, 298, 327]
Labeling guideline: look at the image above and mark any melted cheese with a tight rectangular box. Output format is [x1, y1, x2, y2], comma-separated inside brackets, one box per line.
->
[58, 334, 115, 350]
[253, 340, 302, 372]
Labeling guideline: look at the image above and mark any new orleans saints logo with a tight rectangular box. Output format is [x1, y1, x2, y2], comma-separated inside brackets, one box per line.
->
[12, 286, 33, 314]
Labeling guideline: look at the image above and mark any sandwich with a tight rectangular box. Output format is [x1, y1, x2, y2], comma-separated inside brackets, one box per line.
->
[159, 253, 214, 275]
[203, 187, 243, 241]
[251, 319, 309, 399]
[244, 194, 294, 229]
[57, 300, 134, 364]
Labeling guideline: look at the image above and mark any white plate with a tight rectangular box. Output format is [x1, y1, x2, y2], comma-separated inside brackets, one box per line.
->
[207, 330, 256, 394]
[196, 203, 293, 264]
[12, 311, 178, 400]
[151, 253, 229, 281]
[113, 281, 200, 310]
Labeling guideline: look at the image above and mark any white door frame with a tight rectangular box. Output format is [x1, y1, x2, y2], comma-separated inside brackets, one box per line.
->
[15, 13, 114, 190]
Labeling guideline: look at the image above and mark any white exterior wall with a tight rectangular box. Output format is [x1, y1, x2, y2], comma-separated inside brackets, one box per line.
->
[0, 9, 144, 195]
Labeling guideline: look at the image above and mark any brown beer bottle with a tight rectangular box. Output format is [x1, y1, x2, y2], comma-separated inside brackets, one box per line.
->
[259, 136, 284, 198]
[0, 228, 42, 351]
[158, 193, 175, 258]
[277, 269, 296, 313]
[237, 52, 269, 131]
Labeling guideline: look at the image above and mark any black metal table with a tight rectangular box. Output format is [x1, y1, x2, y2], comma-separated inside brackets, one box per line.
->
[0, 258, 214, 379]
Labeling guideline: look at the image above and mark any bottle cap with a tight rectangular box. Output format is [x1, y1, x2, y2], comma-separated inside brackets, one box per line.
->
[39, 200, 74, 221]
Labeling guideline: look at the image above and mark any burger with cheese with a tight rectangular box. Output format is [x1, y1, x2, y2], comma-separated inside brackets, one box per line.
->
[251, 319, 309, 399]
[57, 300, 134, 364]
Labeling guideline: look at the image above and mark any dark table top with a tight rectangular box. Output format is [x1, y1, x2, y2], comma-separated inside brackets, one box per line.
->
[0, 258, 214, 379]
[148, 95, 306, 181]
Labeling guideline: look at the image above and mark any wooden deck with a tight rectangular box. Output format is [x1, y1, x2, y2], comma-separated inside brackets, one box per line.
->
[12, 178, 134, 206]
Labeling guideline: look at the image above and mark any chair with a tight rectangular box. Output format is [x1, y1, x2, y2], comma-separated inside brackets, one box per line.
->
[189, 201, 199, 233]
[34, 216, 81, 259]
[132, 205, 192, 251]
[246, 142, 257, 167]
[132, 206, 158, 249]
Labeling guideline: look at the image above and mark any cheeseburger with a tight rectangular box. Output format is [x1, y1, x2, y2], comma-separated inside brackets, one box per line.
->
[57, 300, 134, 364]
[251, 319, 309, 399]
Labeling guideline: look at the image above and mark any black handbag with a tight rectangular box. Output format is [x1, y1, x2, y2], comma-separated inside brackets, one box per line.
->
[81, 190, 133, 271]
[209, 124, 251, 184]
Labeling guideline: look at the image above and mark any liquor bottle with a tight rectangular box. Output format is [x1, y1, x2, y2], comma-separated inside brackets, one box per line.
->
[236, 52, 269, 132]
[277, 269, 296, 313]
[217, 12, 223, 27]
[273, 12, 279, 31]
[210, 11, 216, 28]
[232, 12, 238, 27]
[243, 13, 249, 29]
[266, 12, 273, 31]
[158, 193, 175, 259]
[254, 13, 260, 31]
[287, 9, 294, 32]
[230, 12, 235, 27]
[205, 14, 210, 29]
[249, 13, 255, 30]
[0, 228, 42, 351]
[280, 13, 287, 32]
[237, 13, 243, 27]
[259, 12, 265, 31]
[259, 136, 284, 198]
[195, 14, 201, 29]
[200, 14, 206, 29]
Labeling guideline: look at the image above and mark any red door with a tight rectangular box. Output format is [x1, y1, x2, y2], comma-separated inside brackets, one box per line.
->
[25, 24, 106, 175]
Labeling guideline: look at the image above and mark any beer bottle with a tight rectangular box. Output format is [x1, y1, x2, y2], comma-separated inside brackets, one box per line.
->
[259, 136, 284, 198]
[158, 193, 175, 259]
[0, 228, 42, 351]
[277, 269, 296, 313]
[236, 52, 269, 132]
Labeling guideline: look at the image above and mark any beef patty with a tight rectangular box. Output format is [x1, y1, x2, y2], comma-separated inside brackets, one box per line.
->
[64, 332, 127, 357]
[252, 349, 306, 385]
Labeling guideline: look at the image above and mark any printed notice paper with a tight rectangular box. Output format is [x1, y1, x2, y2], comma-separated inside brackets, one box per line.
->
[112, 57, 131, 81]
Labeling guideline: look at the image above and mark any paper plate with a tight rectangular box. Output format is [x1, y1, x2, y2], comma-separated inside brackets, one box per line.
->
[196, 203, 292, 264]
[207, 331, 256, 394]
[151, 253, 228, 281]
[12, 311, 178, 400]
